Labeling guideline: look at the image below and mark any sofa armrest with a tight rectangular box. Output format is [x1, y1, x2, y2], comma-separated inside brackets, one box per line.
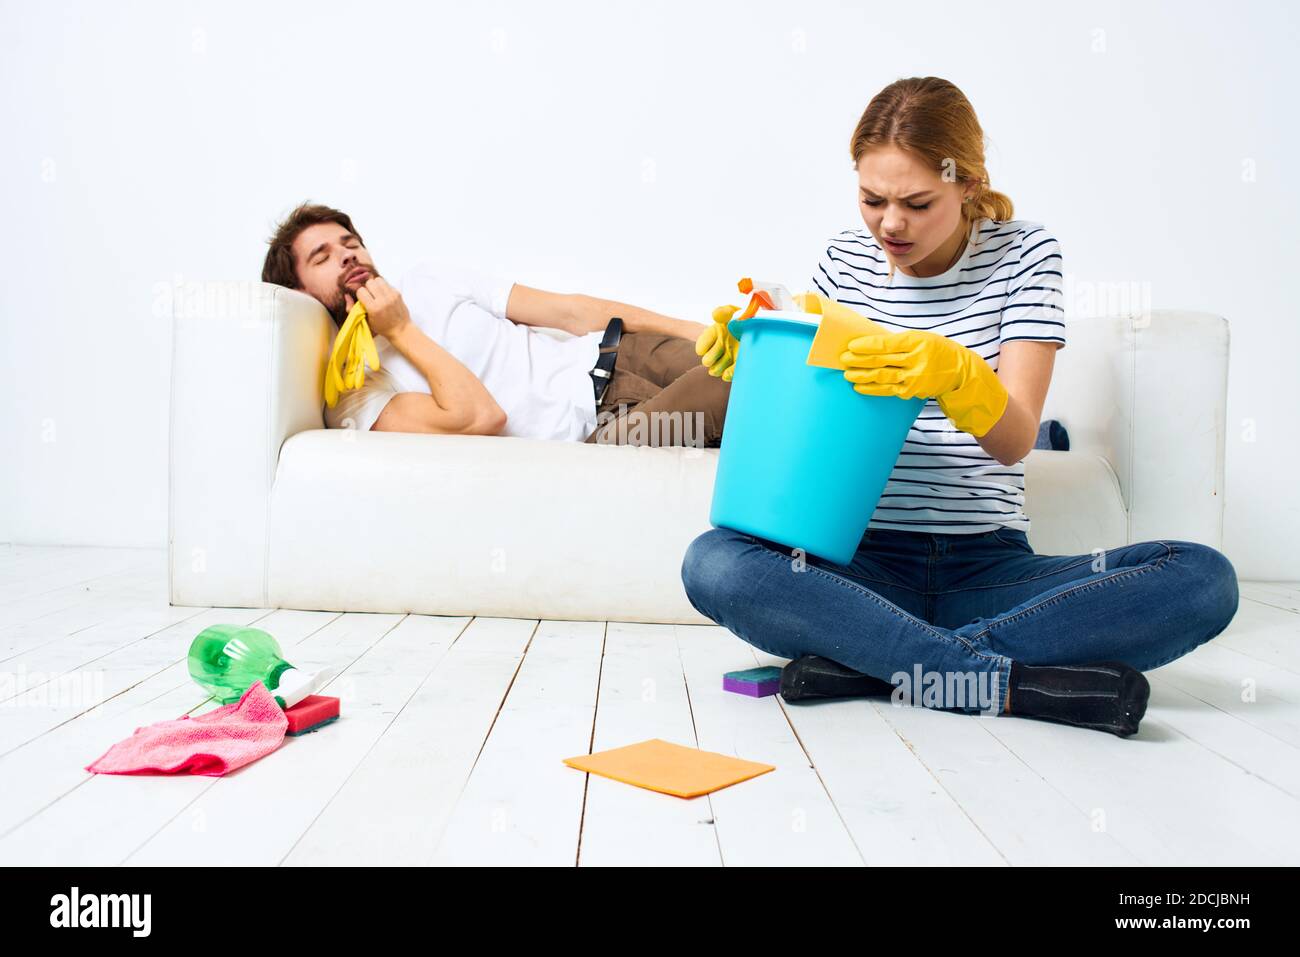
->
[169, 282, 333, 607]
[1022, 450, 1127, 554]
[1040, 310, 1229, 548]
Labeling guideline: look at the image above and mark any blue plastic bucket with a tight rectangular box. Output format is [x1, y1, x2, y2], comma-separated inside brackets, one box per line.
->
[709, 310, 926, 565]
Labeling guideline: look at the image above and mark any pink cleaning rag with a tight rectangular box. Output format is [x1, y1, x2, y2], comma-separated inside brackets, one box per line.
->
[85, 681, 288, 776]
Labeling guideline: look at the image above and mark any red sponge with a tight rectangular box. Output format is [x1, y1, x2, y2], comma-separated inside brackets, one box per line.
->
[283, 695, 340, 736]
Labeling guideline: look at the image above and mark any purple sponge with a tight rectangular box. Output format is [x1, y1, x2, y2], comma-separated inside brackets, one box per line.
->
[723, 666, 783, 698]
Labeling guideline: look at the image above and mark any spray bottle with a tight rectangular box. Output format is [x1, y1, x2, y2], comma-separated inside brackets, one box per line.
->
[188, 625, 338, 709]
[735, 277, 797, 319]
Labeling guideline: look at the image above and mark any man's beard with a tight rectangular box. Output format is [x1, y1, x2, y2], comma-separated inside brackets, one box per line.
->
[331, 267, 381, 327]
[328, 291, 349, 327]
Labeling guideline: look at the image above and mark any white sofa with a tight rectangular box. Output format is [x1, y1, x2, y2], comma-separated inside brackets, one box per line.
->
[168, 282, 1229, 624]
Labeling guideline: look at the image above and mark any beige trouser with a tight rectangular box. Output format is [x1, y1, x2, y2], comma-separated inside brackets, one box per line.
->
[582, 332, 732, 447]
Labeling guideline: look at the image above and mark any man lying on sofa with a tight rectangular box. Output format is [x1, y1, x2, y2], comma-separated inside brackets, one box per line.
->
[260, 202, 732, 447]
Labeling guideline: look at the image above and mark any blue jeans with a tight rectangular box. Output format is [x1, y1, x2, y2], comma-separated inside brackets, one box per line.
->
[680, 526, 1240, 716]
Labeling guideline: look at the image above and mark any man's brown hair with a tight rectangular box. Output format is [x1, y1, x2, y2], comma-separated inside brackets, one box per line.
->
[261, 201, 366, 289]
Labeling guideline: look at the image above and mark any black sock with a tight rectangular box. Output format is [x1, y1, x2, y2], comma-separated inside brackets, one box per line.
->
[1006, 661, 1150, 737]
[780, 655, 897, 702]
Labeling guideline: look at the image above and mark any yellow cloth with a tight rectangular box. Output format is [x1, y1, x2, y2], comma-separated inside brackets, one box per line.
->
[563, 738, 775, 799]
[324, 300, 381, 408]
[799, 292, 892, 369]
[695, 304, 741, 381]
[799, 292, 1009, 437]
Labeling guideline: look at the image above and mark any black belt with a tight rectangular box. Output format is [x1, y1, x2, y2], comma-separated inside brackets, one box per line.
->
[589, 316, 623, 405]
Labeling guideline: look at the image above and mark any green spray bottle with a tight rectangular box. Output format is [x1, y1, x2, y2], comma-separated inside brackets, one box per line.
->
[188, 624, 335, 709]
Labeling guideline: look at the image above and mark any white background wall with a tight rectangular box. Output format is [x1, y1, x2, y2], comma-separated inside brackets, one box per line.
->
[1, 0, 1296, 578]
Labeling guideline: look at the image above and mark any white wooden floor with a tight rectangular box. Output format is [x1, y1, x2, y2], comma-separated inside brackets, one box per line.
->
[1, 544, 1297, 866]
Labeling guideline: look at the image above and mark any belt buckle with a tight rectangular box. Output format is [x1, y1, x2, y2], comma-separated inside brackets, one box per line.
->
[592, 366, 612, 405]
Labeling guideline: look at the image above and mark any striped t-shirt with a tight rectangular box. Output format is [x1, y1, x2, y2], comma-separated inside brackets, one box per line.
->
[810, 217, 1066, 534]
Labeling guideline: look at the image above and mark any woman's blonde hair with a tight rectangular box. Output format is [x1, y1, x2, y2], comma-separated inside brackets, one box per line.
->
[849, 77, 1013, 280]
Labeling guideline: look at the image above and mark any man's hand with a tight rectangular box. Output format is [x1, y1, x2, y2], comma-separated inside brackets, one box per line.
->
[346, 277, 411, 339]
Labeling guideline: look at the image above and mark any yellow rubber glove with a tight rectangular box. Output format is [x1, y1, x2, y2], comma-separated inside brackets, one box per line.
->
[324, 300, 381, 408]
[695, 304, 741, 381]
[840, 329, 1009, 437]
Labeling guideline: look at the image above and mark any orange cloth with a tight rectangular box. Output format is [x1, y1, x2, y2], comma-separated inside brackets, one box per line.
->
[563, 738, 775, 798]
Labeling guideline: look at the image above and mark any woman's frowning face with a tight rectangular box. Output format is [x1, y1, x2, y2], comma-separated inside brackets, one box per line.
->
[856, 144, 973, 278]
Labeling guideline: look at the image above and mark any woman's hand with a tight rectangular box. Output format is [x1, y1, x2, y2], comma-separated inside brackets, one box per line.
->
[842, 329, 1009, 437]
[695, 304, 742, 380]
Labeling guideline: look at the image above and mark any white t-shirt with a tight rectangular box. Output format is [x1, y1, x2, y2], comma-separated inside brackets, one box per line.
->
[323, 260, 604, 440]
[810, 218, 1066, 535]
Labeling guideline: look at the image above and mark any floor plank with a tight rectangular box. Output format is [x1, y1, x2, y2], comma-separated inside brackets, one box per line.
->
[976, 686, 1300, 865]
[577, 622, 724, 866]
[1146, 642, 1300, 751]
[430, 620, 603, 865]
[0, 554, 164, 631]
[282, 616, 533, 866]
[0, 547, 154, 606]
[677, 625, 863, 865]
[1241, 582, 1300, 615]
[1216, 598, 1300, 676]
